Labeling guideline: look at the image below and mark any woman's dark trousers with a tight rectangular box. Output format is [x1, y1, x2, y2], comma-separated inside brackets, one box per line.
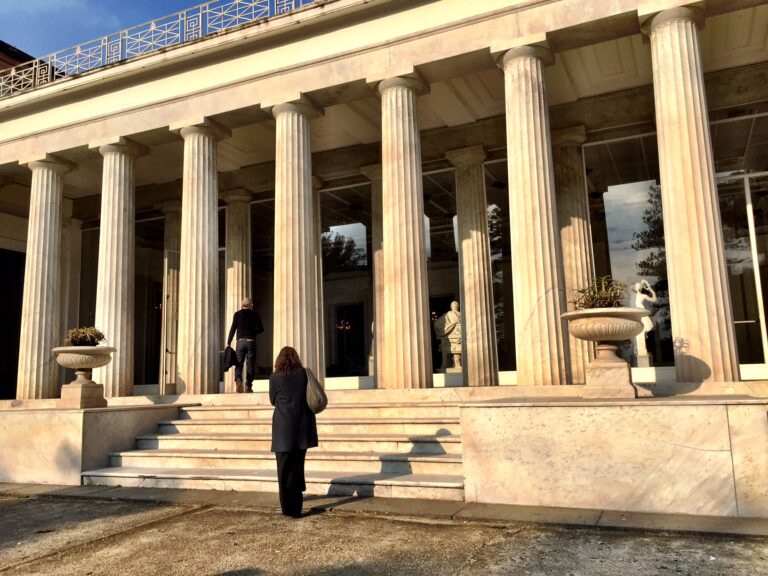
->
[275, 450, 307, 517]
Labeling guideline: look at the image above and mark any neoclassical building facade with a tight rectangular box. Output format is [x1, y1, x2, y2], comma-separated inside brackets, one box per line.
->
[1, 0, 767, 399]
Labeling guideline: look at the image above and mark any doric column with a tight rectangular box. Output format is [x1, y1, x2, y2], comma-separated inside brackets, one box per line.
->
[157, 200, 181, 395]
[644, 7, 739, 383]
[177, 120, 231, 395]
[312, 177, 326, 383]
[446, 146, 499, 387]
[93, 139, 147, 397]
[361, 164, 384, 386]
[272, 99, 323, 375]
[222, 188, 252, 393]
[552, 126, 594, 384]
[378, 75, 433, 389]
[499, 45, 569, 386]
[17, 156, 72, 399]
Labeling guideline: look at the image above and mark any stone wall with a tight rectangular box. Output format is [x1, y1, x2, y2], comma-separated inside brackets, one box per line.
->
[461, 399, 768, 517]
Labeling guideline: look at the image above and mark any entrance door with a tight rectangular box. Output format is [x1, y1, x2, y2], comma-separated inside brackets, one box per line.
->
[0, 248, 24, 399]
[332, 303, 365, 376]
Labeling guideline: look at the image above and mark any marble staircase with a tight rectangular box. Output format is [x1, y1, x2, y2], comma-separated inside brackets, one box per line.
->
[82, 402, 465, 501]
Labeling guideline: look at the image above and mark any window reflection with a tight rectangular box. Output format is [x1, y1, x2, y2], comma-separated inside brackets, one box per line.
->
[320, 183, 372, 377]
[585, 136, 674, 366]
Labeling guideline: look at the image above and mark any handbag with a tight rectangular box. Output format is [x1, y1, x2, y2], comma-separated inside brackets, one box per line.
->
[305, 367, 328, 414]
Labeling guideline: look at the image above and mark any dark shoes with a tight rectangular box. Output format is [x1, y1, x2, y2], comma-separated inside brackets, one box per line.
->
[245, 383, 253, 393]
[235, 379, 243, 393]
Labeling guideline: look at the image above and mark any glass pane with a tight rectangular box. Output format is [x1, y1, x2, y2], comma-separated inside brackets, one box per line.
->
[585, 136, 673, 366]
[134, 218, 165, 385]
[718, 177, 764, 363]
[251, 197, 275, 380]
[485, 160, 515, 371]
[321, 184, 372, 377]
[746, 175, 768, 362]
[425, 169, 460, 374]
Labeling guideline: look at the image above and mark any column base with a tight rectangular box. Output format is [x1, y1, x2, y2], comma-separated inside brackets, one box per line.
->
[584, 361, 637, 399]
[60, 383, 108, 409]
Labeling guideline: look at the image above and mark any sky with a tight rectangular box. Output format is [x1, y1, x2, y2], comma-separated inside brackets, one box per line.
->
[0, 0, 201, 58]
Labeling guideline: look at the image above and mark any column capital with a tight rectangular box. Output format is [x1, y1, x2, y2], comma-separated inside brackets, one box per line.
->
[360, 163, 382, 181]
[25, 154, 76, 174]
[311, 176, 324, 192]
[551, 126, 587, 148]
[640, 4, 704, 35]
[377, 74, 429, 97]
[94, 137, 150, 158]
[271, 96, 324, 120]
[220, 188, 252, 205]
[446, 145, 486, 169]
[498, 43, 554, 70]
[174, 118, 232, 141]
[155, 199, 182, 214]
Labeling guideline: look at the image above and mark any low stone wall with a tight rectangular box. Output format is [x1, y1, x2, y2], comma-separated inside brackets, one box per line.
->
[461, 398, 768, 518]
[0, 405, 179, 485]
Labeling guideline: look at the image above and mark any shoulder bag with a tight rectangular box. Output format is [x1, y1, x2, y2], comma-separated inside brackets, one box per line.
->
[305, 367, 328, 414]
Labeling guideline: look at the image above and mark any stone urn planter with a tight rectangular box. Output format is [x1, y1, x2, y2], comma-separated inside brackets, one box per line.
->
[561, 307, 650, 398]
[53, 345, 114, 409]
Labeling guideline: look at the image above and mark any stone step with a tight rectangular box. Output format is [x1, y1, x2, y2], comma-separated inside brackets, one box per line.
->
[157, 418, 461, 436]
[82, 467, 465, 501]
[179, 403, 461, 420]
[136, 433, 462, 455]
[111, 449, 463, 475]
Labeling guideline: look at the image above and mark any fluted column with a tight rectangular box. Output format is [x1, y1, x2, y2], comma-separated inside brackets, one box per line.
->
[552, 126, 594, 384]
[157, 200, 181, 395]
[312, 177, 326, 383]
[499, 45, 568, 386]
[272, 99, 323, 375]
[361, 164, 384, 386]
[177, 120, 231, 395]
[93, 139, 147, 397]
[222, 189, 252, 393]
[378, 76, 432, 389]
[446, 146, 499, 387]
[644, 7, 739, 383]
[17, 156, 72, 399]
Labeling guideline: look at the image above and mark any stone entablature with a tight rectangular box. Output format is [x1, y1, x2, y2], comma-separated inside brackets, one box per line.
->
[0, 0, 760, 165]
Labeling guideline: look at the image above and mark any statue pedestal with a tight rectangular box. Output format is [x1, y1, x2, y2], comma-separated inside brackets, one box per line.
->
[444, 366, 462, 374]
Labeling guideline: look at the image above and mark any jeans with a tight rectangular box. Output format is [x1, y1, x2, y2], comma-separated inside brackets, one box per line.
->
[234, 339, 257, 385]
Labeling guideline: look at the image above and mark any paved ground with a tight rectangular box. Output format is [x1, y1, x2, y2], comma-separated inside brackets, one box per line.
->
[1, 486, 767, 575]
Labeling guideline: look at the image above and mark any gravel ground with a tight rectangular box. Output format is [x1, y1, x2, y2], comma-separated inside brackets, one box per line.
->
[1, 496, 767, 576]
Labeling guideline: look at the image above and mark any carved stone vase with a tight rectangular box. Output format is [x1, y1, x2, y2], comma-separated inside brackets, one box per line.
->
[53, 346, 115, 408]
[561, 308, 650, 398]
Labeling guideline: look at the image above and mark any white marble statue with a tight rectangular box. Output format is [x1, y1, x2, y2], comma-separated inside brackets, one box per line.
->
[433, 301, 462, 372]
[632, 279, 657, 366]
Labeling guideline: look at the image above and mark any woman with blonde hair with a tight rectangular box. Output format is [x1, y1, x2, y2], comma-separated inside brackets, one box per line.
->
[269, 346, 318, 518]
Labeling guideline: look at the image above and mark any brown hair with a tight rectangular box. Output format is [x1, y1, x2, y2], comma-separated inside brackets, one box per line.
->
[274, 346, 303, 375]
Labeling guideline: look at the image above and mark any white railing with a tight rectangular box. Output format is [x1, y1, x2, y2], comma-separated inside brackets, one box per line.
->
[0, 0, 314, 99]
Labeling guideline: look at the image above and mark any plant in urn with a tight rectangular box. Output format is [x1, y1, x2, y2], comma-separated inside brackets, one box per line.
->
[53, 327, 114, 408]
[561, 277, 649, 398]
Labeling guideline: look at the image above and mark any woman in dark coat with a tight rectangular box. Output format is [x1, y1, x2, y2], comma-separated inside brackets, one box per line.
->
[269, 346, 318, 518]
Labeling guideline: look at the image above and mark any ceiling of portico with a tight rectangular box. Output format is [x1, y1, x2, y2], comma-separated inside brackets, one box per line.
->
[0, 4, 767, 212]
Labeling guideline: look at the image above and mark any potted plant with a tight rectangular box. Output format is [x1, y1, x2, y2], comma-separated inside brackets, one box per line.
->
[53, 327, 114, 408]
[561, 276, 650, 398]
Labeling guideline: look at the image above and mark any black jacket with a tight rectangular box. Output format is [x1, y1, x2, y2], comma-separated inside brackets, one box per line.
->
[227, 309, 264, 345]
[269, 369, 318, 452]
